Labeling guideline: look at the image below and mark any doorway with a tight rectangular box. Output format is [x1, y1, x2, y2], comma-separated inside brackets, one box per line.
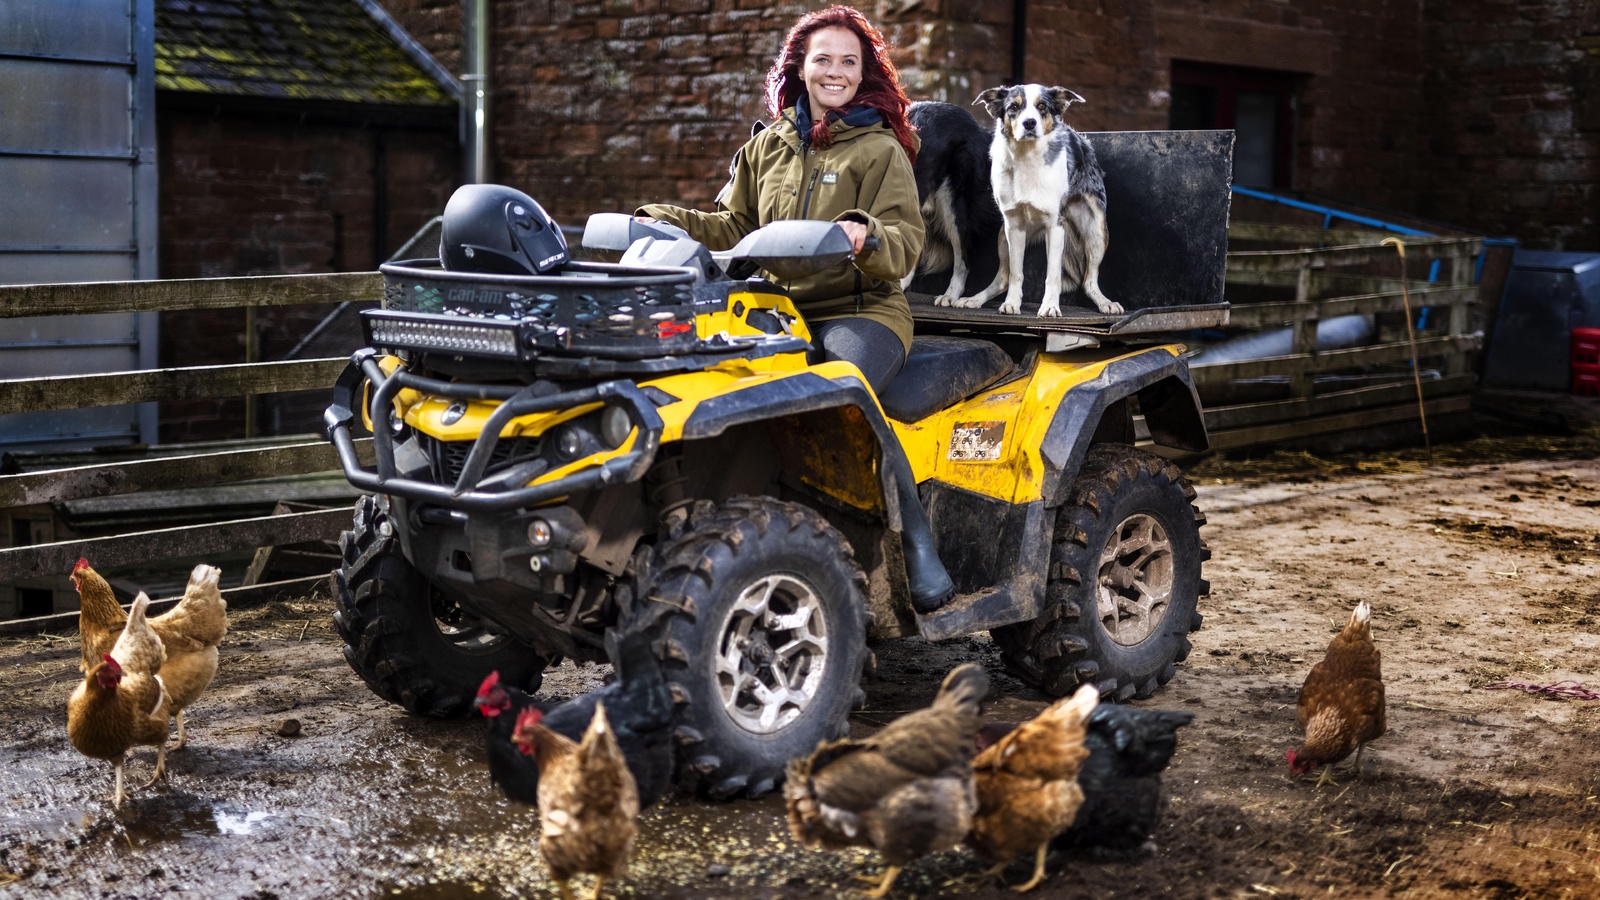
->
[1170, 61, 1297, 189]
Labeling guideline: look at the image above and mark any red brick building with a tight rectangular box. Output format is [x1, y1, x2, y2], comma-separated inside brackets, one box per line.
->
[153, 0, 461, 441]
[379, 0, 1598, 251]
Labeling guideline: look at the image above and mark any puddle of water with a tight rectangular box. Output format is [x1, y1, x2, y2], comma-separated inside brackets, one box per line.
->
[0, 807, 98, 839]
[214, 808, 276, 835]
[120, 800, 292, 845]
[384, 881, 510, 899]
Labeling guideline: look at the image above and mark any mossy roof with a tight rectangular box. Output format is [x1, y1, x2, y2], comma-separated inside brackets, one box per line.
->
[155, 0, 455, 106]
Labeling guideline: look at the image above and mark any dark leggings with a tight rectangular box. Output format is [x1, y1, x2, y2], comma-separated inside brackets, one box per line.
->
[809, 317, 906, 393]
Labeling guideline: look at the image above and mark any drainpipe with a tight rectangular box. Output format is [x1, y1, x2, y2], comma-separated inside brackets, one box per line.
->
[1010, 0, 1026, 85]
[372, 131, 389, 262]
[462, 0, 491, 184]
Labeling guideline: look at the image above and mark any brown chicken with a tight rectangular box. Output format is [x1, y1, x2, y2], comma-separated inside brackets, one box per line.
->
[147, 563, 227, 748]
[75, 559, 227, 747]
[67, 594, 170, 806]
[1288, 599, 1386, 786]
[785, 663, 990, 898]
[73, 557, 126, 673]
[511, 702, 639, 900]
[967, 683, 1100, 891]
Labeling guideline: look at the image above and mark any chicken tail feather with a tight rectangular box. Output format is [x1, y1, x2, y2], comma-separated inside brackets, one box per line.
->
[931, 662, 990, 717]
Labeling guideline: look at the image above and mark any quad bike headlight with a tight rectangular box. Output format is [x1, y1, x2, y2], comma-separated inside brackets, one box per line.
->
[600, 406, 632, 449]
[555, 424, 586, 461]
[364, 312, 520, 360]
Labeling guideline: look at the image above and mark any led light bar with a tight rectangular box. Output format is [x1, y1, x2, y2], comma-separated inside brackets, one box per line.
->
[363, 312, 520, 359]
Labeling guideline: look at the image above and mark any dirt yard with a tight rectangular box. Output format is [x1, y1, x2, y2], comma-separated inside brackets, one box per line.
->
[3, 417, 1600, 900]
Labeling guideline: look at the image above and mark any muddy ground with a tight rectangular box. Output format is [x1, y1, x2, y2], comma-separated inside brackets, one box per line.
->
[4, 416, 1600, 900]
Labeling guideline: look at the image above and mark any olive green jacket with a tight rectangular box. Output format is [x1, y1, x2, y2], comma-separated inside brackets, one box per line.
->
[637, 107, 923, 352]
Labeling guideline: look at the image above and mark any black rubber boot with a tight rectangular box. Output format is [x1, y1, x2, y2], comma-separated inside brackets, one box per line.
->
[889, 451, 955, 613]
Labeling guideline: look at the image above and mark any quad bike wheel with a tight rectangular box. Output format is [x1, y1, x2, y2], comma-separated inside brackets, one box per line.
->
[625, 496, 870, 800]
[993, 444, 1208, 700]
[333, 494, 550, 717]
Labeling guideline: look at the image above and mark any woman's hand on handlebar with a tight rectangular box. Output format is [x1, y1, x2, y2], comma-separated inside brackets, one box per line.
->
[836, 220, 871, 254]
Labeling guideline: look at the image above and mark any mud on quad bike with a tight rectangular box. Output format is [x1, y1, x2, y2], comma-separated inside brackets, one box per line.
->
[323, 131, 1231, 800]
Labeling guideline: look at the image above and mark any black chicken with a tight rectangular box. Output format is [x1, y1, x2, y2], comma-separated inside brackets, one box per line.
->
[977, 704, 1193, 856]
[1059, 704, 1192, 854]
[475, 627, 677, 808]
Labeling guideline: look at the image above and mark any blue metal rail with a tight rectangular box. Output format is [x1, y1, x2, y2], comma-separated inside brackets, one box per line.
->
[1230, 186, 1518, 328]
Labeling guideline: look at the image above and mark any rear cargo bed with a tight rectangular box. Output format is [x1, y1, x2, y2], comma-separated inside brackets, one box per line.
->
[906, 129, 1234, 338]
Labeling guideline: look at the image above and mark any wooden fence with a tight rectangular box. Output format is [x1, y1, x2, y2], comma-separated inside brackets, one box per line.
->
[1191, 223, 1492, 451]
[0, 272, 379, 619]
[0, 221, 1500, 622]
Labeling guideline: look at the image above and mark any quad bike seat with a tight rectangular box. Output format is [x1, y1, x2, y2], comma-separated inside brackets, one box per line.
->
[879, 336, 1015, 423]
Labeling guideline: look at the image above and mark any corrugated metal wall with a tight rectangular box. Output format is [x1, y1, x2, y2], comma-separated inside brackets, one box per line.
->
[0, 0, 158, 452]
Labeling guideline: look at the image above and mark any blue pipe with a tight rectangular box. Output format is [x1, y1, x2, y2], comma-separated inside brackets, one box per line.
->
[1230, 186, 1434, 237]
[1231, 188, 1520, 331]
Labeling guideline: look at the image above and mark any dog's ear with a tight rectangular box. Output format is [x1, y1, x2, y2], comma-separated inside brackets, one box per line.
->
[750, 120, 767, 138]
[974, 87, 1011, 119]
[1047, 87, 1086, 116]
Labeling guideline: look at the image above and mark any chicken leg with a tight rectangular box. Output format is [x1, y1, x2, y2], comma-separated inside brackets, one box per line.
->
[141, 744, 168, 788]
[1013, 843, 1050, 892]
[111, 758, 127, 808]
[858, 865, 903, 898]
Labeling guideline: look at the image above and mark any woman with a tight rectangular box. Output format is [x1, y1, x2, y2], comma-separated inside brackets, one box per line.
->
[636, 4, 923, 393]
[637, 7, 951, 613]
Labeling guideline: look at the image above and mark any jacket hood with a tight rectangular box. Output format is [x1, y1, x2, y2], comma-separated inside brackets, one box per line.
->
[792, 95, 885, 147]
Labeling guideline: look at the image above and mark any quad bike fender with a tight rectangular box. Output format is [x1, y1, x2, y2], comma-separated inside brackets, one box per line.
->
[1038, 346, 1208, 507]
[912, 347, 1206, 641]
[673, 365, 903, 526]
[662, 364, 916, 637]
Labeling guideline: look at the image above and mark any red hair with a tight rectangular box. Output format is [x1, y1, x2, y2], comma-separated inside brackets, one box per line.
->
[763, 5, 917, 163]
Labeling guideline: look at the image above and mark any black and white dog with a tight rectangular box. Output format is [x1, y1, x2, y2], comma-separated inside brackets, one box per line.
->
[901, 101, 1003, 308]
[960, 84, 1122, 317]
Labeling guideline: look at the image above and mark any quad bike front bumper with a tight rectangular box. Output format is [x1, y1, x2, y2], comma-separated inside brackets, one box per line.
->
[323, 348, 665, 512]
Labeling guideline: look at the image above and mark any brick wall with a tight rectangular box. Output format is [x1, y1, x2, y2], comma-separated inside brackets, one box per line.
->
[379, 0, 1015, 221]
[156, 104, 457, 441]
[1021, 0, 1596, 250]
[380, 0, 1595, 251]
[1419, 1, 1599, 250]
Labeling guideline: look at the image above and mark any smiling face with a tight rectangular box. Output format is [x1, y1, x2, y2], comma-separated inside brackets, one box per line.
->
[801, 26, 862, 122]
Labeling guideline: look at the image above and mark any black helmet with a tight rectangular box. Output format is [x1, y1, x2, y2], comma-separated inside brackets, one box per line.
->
[439, 184, 569, 274]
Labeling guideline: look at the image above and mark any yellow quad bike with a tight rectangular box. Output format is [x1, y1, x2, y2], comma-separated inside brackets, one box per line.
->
[324, 132, 1231, 799]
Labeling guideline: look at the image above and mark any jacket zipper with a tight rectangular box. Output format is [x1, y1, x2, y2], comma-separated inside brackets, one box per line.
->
[796, 145, 861, 311]
[800, 165, 820, 219]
